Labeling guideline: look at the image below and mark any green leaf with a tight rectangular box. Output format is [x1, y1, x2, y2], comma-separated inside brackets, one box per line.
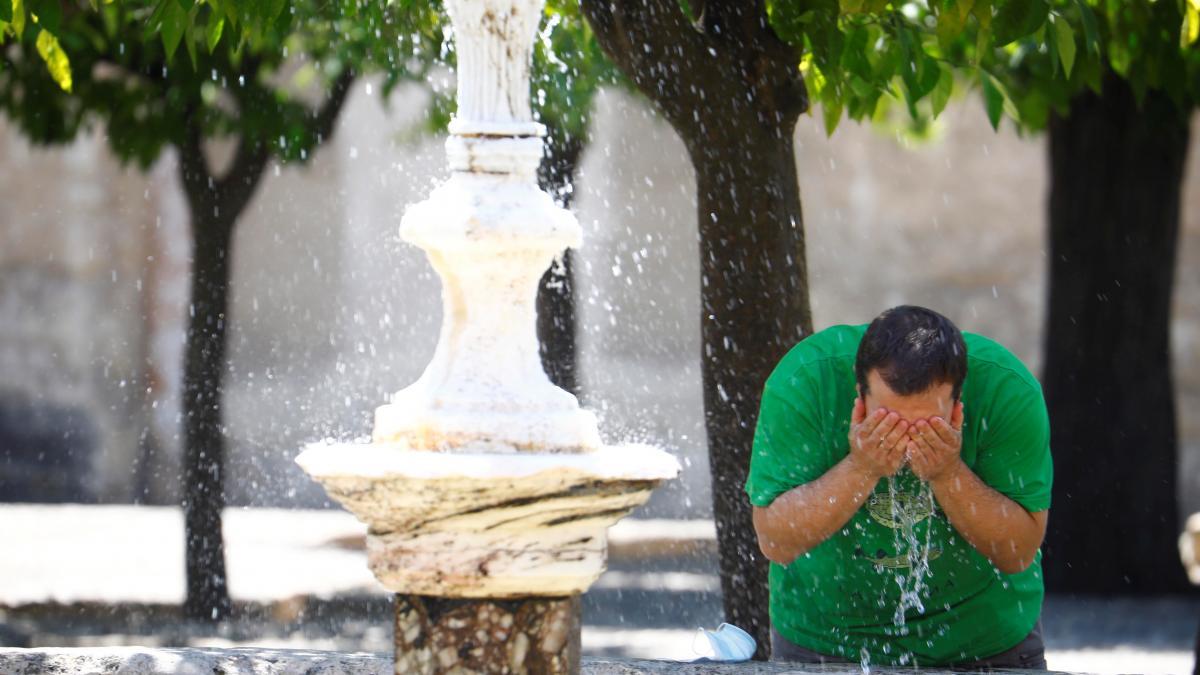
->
[10, 0, 22, 38]
[936, 2, 968, 50]
[1054, 17, 1076, 77]
[992, 0, 1048, 45]
[955, 0, 977, 19]
[206, 14, 224, 51]
[35, 27, 71, 92]
[157, 0, 189, 61]
[800, 51, 825, 101]
[822, 89, 843, 136]
[184, 14, 199, 68]
[841, 25, 871, 79]
[972, 0, 992, 61]
[1073, 0, 1100, 56]
[980, 70, 1003, 129]
[0, 1, 11, 24]
[931, 64, 954, 117]
[1182, 0, 1200, 48]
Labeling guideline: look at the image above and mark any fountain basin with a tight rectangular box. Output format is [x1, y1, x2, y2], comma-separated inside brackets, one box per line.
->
[296, 443, 680, 598]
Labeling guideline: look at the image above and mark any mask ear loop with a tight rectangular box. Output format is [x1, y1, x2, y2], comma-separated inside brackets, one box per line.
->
[692, 627, 718, 659]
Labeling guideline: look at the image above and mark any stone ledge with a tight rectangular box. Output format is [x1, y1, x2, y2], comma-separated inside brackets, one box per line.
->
[0, 648, 1076, 674]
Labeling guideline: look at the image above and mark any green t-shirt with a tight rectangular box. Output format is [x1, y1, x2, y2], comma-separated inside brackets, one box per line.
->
[745, 324, 1052, 666]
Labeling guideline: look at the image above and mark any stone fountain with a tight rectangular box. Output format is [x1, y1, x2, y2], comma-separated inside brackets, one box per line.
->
[295, 1, 680, 673]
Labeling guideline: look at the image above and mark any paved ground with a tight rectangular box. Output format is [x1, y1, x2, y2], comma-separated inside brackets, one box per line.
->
[0, 505, 1195, 674]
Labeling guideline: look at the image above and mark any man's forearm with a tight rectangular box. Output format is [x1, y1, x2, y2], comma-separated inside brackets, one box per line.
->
[752, 455, 880, 565]
[929, 461, 1046, 574]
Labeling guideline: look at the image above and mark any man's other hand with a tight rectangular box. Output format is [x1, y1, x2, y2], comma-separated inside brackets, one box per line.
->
[847, 398, 907, 480]
[906, 402, 965, 483]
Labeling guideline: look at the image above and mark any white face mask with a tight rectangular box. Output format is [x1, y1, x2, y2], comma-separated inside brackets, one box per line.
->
[693, 623, 757, 662]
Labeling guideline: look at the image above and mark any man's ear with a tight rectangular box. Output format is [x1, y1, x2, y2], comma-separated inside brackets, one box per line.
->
[951, 400, 965, 430]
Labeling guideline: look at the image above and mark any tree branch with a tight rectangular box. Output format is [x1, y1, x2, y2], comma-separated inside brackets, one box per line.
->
[214, 67, 356, 225]
[178, 110, 217, 229]
[580, 0, 708, 121]
[311, 68, 357, 147]
[698, 0, 768, 40]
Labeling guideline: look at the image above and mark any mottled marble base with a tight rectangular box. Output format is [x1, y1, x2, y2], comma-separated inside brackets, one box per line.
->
[394, 594, 580, 674]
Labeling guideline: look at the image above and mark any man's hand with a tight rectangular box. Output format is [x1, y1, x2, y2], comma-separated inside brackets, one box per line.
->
[847, 398, 908, 480]
[906, 402, 965, 483]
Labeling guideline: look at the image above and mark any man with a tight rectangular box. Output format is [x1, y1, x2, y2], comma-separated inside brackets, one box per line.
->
[747, 306, 1052, 668]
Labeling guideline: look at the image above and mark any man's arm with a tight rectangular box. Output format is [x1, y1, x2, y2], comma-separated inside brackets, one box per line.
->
[908, 415, 1048, 574]
[753, 455, 878, 565]
[928, 460, 1048, 573]
[753, 402, 908, 565]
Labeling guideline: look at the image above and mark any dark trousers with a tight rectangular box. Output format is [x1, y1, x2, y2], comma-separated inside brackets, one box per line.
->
[771, 620, 1047, 670]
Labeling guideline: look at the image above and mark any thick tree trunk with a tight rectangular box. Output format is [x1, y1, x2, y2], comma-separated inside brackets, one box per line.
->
[691, 124, 812, 659]
[1042, 75, 1191, 594]
[176, 130, 268, 622]
[537, 133, 585, 395]
[181, 215, 235, 621]
[580, 0, 810, 658]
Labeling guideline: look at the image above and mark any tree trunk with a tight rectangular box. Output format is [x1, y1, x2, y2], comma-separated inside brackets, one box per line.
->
[176, 129, 267, 623]
[175, 72, 353, 622]
[1042, 75, 1191, 594]
[181, 211, 235, 621]
[579, 0, 811, 657]
[537, 132, 585, 395]
[691, 122, 812, 659]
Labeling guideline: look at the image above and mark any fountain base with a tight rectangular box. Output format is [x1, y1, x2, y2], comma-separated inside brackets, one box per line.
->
[395, 594, 580, 675]
[296, 443, 680, 598]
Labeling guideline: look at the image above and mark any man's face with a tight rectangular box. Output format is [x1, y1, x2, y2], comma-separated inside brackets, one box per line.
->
[860, 369, 956, 424]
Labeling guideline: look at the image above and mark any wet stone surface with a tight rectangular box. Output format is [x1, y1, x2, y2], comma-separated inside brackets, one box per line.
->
[0, 648, 1067, 674]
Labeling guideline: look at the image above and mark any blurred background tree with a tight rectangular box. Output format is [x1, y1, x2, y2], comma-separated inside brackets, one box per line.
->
[0, 0, 444, 620]
[0, 0, 615, 623]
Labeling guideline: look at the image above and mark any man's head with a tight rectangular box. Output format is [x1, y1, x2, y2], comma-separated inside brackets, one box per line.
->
[854, 306, 967, 423]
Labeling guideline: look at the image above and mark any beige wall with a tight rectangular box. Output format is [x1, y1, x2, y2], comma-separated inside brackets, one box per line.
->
[0, 81, 1197, 520]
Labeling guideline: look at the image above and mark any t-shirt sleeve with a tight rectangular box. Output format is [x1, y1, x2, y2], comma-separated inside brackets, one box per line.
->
[745, 370, 836, 508]
[972, 377, 1053, 513]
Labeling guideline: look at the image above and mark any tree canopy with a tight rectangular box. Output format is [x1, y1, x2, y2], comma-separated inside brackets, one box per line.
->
[781, 0, 1199, 135]
[6, 1, 1197, 163]
[0, 0, 445, 167]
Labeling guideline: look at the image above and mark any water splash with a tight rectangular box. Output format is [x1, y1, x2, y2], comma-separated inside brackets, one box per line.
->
[888, 473, 936, 628]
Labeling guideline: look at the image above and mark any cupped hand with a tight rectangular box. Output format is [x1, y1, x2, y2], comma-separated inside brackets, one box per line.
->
[906, 401, 965, 483]
[847, 397, 908, 481]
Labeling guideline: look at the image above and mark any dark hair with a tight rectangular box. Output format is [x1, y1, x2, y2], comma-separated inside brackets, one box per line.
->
[855, 306, 968, 401]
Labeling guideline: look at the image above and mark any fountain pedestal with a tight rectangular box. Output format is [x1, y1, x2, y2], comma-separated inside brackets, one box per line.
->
[298, 443, 674, 674]
[297, 0, 679, 672]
